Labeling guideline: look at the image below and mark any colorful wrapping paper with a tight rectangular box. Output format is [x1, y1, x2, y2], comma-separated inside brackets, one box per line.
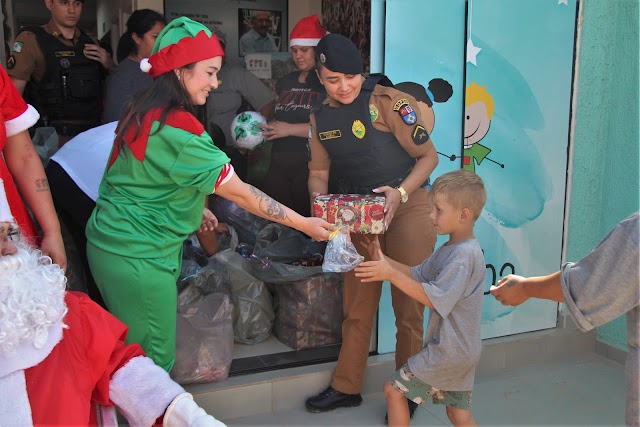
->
[313, 194, 386, 234]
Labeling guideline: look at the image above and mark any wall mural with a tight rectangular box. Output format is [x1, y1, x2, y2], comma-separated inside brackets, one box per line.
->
[379, 0, 578, 351]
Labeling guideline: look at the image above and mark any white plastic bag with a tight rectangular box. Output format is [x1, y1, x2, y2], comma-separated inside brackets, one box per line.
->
[322, 227, 364, 273]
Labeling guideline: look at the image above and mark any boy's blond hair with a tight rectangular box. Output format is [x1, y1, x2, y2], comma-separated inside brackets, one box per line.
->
[430, 170, 487, 220]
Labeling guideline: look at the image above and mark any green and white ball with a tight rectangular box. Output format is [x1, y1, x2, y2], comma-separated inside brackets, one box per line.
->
[230, 111, 267, 150]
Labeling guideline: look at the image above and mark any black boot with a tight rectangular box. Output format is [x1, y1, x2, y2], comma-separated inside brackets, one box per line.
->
[305, 386, 363, 413]
[385, 399, 419, 424]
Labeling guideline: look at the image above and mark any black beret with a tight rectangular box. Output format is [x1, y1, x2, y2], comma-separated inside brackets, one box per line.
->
[316, 33, 363, 74]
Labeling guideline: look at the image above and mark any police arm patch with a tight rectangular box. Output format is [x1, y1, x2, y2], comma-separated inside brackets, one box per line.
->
[412, 124, 430, 145]
[393, 98, 417, 125]
[369, 103, 379, 122]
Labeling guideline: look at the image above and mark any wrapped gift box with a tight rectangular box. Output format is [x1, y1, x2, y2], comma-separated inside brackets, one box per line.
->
[313, 194, 385, 234]
[273, 273, 343, 351]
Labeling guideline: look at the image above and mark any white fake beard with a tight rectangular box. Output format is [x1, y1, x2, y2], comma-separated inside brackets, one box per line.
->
[0, 243, 67, 357]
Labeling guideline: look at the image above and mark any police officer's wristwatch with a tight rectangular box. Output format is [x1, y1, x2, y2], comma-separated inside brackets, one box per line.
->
[396, 186, 409, 203]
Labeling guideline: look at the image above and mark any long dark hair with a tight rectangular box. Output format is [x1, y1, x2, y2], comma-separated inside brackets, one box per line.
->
[114, 64, 198, 154]
[116, 9, 166, 63]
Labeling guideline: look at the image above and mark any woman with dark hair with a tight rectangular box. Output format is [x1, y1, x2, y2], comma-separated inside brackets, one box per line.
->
[86, 17, 332, 372]
[260, 15, 328, 216]
[102, 9, 166, 123]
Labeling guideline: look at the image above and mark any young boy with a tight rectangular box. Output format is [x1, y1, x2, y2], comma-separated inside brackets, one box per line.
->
[355, 169, 487, 427]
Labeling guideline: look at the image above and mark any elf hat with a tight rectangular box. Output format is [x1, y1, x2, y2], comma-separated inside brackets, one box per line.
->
[140, 16, 225, 79]
[289, 15, 328, 47]
[0, 180, 14, 223]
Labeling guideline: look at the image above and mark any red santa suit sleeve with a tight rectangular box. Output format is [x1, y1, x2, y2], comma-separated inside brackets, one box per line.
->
[24, 292, 145, 425]
[0, 66, 40, 241]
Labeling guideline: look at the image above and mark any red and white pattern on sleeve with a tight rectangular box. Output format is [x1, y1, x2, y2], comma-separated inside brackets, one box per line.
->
[0, 67, 39, 138]
[214, 163, 234, 190]
[0, 64, 39, 242]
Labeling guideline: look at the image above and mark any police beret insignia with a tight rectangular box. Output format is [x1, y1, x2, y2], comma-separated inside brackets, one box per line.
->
[320, 53, 326, 63]
[412, 125, 429, 145]
[6, 55, 15, 69]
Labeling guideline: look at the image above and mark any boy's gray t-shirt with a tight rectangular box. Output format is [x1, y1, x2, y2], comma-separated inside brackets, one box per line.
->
[407, 239, 486, 391]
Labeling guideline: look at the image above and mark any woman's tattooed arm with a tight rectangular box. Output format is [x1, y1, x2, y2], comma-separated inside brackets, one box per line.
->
[249, 186, 288, 221]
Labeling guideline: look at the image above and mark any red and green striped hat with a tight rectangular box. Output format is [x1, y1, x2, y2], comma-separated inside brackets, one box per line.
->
[140, 16, 224, 79]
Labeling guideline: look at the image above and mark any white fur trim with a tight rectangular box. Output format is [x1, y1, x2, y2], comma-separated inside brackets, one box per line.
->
[109, 356, 184, 427]
[0, 370, 33, 425]
[0, 319, 63, 378]
[163, 393, 227, 427]
[290, 37, 321, 47]
[140, 58, 152, 73]
[5, 104, 39, 137]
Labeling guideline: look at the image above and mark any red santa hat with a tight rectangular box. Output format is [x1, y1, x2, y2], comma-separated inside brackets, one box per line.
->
[289, 15, 328, 47]
[0, 180, 13, 223]
[140, 16, 225, 79]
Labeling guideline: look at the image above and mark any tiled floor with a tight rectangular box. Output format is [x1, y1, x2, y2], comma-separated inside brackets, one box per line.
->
[226, 354, 627, 426]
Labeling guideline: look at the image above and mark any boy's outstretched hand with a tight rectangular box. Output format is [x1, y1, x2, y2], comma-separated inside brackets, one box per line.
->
[355, 236, 394, 283]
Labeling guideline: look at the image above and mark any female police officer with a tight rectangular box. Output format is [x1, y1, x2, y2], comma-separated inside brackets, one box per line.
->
[305, 33, 438, 417]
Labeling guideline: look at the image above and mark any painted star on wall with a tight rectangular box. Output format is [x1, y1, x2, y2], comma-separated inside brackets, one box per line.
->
[467, 38, 482, 66]
[558, 0, 568, 5]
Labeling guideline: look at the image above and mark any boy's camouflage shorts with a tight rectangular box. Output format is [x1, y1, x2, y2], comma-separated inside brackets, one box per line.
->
[390, 364, 473, 410]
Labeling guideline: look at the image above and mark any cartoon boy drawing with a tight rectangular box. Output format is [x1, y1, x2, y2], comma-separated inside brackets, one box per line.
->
[463, 82, 504, 171]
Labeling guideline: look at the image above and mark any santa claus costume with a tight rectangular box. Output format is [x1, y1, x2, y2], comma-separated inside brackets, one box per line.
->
[0, 184, 226, 426]
[0, 66, 40, 241]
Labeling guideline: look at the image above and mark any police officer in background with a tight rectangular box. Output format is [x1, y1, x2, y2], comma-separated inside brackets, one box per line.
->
[305, 34, 438, 419]
[8, 0, 114, 144]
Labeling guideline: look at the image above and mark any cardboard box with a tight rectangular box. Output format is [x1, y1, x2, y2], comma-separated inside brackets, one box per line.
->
[313, 194, 385, 234]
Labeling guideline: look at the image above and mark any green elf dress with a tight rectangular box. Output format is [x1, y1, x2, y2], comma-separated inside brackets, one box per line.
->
[86, 108, 231, 372]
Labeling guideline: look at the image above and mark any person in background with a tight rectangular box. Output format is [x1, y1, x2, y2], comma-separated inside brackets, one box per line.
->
[239, 10, 278, 56]
[0, 63, 66, 269]
[102, 9, 166, 123]
[304, 34, 438, 417]
[206, 28, 274, 180]
[260, 15, 327, 216]
[0, 185, 226, 426]
[86, 17, 333, 373]
[8, 0, 115, 145]
[491, 212, 639, 427]
[356, 170, 487, 427]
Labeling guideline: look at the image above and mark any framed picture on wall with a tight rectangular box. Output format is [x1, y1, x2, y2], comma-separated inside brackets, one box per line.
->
[238, 8, 283, 57]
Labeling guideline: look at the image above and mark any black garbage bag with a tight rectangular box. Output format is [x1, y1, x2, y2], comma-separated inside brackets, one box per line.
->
[249, 223, 327, 284]
[172, 278, 233, 384]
